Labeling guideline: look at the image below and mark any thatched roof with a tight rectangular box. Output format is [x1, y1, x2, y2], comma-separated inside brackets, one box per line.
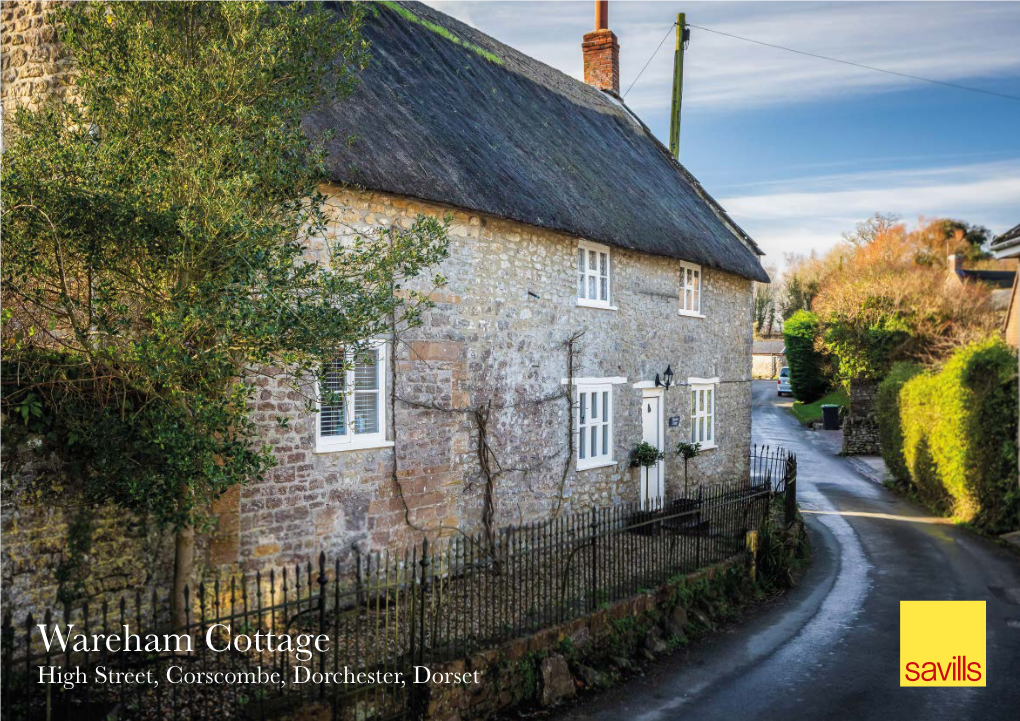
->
[310, 1, 768, 283]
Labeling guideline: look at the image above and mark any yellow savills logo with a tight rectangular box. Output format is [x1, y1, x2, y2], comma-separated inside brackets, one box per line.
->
[900, 601, 986, 686]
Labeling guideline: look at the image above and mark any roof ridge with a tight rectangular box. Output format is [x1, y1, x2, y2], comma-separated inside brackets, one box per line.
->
[397, 1, 765, 265]
[317, 1, 770, 282]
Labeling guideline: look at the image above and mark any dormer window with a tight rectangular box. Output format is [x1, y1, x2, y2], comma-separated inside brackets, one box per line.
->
[577, 240, 614, 309]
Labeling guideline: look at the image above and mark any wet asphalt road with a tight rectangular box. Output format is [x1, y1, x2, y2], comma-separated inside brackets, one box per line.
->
[552, 381, 1020, 721]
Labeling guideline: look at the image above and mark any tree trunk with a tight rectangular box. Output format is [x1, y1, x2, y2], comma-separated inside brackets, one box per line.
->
[172, 524, 195, 629]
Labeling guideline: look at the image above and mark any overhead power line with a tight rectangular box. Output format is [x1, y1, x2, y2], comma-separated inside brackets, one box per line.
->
[623, 22, 675, 98]
[687, 23, 1020, 103]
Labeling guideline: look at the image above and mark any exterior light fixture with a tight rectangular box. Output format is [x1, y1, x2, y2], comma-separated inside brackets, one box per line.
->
[655, 365, 674, 389]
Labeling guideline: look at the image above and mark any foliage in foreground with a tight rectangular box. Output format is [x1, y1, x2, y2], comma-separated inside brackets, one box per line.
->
[887, 339, 1018, 531]
[1, 3, 449, 542]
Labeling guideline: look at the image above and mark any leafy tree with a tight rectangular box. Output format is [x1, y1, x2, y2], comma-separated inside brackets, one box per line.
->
[752, 283, 776, 336]
[1, 2, 450, 621]
[842, 212, 900, 247]
[782, 310, 829, 402]
[780, 273, 820, 320]
[908, 219, 991, 264]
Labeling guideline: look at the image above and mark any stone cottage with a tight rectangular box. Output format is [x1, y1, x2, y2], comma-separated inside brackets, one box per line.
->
[1, 1, 769, 583]
[226, 1, 768, 572]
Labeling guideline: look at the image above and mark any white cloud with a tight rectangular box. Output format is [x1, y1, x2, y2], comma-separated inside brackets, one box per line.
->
[622, 3, 1020, 111]
[419, 3, 1020, 263]
[719, 160, 1020, 263]
[427, 2, 1020, 111]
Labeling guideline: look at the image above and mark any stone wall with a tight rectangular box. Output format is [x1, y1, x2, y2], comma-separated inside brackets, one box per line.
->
[751, 353, 783, 379]
[842, 380, 881, 455]
[1, 1, 75, 115]
[231, 186, 755, 573]
[0, 442, 177, 616]
[284, 519, 809, 721]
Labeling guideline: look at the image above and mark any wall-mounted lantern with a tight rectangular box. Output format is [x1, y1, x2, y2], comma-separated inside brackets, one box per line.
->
[654, 365, 674, 390]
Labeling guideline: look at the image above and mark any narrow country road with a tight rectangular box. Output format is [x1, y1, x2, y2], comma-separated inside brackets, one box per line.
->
[552, 381, 1020, 721]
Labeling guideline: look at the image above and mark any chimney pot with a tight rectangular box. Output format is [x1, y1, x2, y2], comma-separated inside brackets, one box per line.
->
[583, 1, 620, 94]
[948, 254, 964, 275]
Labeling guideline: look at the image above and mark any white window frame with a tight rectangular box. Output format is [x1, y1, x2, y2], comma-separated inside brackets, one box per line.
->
[689, 377, 718, 450]
[314, 340, 393, 453]
[678, 261, 704, 318]
[576, 240, 616, 310]
[575, 382, 615, 470]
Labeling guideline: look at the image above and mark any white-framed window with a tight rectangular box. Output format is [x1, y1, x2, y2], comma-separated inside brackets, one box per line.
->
[689, 379, 717, 449]
[315, 341, 392, 453]
[577, 240, 614, 309]
[576, 383, 614, 469]
[679, 261, 703, 317]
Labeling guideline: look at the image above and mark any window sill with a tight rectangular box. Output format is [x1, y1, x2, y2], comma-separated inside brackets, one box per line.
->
[696, 443, 717, 451]
[576, 459, 617, 471]
[576, 299, 618, 311]
[678, 310, 706, 319]
[314, 440, 395, 454]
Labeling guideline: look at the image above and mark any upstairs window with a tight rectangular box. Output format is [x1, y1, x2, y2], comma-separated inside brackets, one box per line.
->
[690, 380, 717, 449]
[577, 240, 612, 309]
[679, 261, 702, 317]
[316, 341, 389, 452]
[577, 382, 614, 469]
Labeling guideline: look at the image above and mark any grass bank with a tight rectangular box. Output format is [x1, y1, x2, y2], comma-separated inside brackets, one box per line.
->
[789, 387, 848, 426]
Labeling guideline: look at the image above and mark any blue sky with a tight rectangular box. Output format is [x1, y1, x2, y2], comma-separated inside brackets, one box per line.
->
[426, 1, 1020, 268]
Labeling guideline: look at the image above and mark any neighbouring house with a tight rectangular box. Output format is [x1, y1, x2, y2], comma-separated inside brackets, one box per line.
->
[751, 340, 785, 379]
[989, 225, 1020, 349]
[1, 1, 768, 597]
[989, 223, 1020, 480]
[945, 252, 1017, 314]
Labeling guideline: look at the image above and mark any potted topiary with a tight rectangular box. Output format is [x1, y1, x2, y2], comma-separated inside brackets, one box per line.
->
[675, 441, 701, 496]
[665, 441, 702, 532]
[630, 441, 665, 535]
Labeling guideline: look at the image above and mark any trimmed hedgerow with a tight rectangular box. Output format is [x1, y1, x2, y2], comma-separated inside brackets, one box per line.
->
[875, 362, 923, 484]
[782, 310, 828, 402]
[898, 338, 1018, 531]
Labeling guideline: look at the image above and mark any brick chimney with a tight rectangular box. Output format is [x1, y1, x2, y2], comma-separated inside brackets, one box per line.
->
[582, 1, 619, 95]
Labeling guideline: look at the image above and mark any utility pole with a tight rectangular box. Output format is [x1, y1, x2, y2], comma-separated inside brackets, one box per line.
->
[669, 13, 689, 160]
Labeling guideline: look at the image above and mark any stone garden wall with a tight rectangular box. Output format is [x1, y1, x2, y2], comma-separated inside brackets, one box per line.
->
[842, 380, 881, 455]
[1, 1, 74, 115]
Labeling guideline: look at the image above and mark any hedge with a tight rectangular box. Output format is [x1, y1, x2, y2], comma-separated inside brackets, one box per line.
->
[897, 338, 1018, 531]
[875, 362, 922, 485]
[782, 310, 828, 402]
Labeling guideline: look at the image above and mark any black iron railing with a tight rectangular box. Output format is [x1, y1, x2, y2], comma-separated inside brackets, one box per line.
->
[1, 448, 796, 721]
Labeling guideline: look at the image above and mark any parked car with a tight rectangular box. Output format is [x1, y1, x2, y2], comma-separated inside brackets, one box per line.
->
[777, 367, 792, 396]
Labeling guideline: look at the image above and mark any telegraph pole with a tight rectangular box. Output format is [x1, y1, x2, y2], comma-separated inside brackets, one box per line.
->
[669, 13, 689, 159]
